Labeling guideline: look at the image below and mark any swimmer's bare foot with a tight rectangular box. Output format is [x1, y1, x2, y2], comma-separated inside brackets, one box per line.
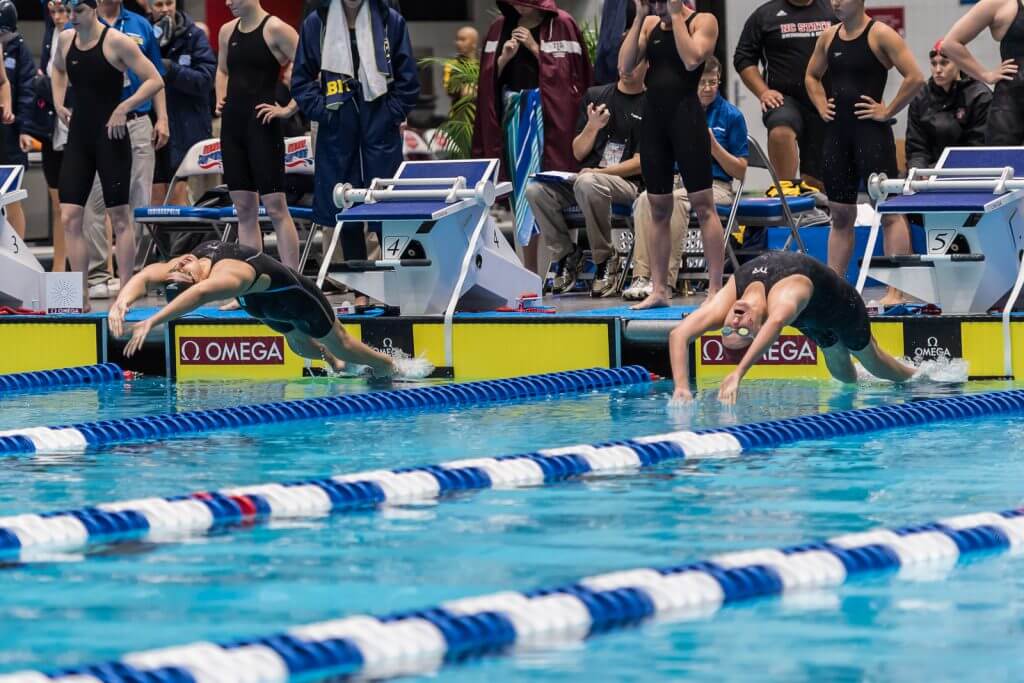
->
[631, 293, 670, 310]
[219, 299, 242, 311]
[879, 287, 910, 307]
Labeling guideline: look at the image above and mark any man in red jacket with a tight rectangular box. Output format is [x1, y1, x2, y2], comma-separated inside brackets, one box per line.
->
[473, 0, 592, 271]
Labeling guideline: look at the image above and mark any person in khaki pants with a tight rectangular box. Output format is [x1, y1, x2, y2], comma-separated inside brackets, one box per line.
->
[525, 55, 647, 298]
[624, 57, 749, 301]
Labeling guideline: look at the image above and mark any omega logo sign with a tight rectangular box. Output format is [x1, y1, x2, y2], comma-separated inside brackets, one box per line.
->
[700, 335, 818, 366]
[179, 336, 285, 365]
[913, 336, 951, 362]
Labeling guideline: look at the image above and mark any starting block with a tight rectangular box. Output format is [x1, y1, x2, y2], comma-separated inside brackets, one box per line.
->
[0, 166, 83, 313]
[861, 147, 1024, 315]
[317, 159, 541, 367]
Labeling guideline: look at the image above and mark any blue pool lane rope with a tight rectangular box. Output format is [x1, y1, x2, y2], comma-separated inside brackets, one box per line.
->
[0, 366, 652, 455]
[0, 364, 124, 395]
[2, 507, 1022, 683]
[3, 387, 1024, 559]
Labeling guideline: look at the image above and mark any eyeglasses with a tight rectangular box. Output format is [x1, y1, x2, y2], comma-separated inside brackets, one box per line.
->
[721, 325, 752, 339]
[698, 79, 720, 89]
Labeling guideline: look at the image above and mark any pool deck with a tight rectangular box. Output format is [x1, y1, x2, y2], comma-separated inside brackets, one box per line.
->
[1, 288, 1021, 381]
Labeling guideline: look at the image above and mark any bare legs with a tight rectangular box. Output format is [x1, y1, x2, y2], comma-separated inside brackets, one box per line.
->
[826, 201, 858, 278]
[231, 190, 300, 270]
[851, 338, 915, 382]
[282, 322, 395, 377]
[7, 201, 24, 238]
[767, 125, 800, 181]
[60, 202, 134, 311]
[634, 187, 724, 310]
[879, 214, 912, 306]
[49, 188, 66, 272]
[151, 180, 189, 207]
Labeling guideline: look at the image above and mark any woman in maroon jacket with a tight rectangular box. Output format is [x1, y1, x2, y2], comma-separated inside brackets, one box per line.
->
[473, 0, 592, 271]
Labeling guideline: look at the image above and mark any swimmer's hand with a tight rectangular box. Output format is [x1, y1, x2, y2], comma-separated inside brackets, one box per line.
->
[108, 299, 130, 339]
[123, 320, 152, 358]
[668, 0, 684, 15]
[106, 104, 129, 140]
[669, 386, 693, 406]
[254, 102, 294, 125]
[632, 0, 649, 20]
[759, 89, 785, 112]
[717, 371, 741, 406]
[817, 97, 836, 122]
[56, 105, 71, 127]
[855, 95, 889, 122]
[982, 59, 1019, 85]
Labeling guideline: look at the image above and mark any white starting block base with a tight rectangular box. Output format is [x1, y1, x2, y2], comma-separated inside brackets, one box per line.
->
[0, 166, 84, 313]
[319, 160, 541, 317]
[862, 148, 1024, 315]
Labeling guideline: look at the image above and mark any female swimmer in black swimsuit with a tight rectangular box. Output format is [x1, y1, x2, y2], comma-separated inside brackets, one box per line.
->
[668, 251, 914, 404]
[108, 241, 432, 379]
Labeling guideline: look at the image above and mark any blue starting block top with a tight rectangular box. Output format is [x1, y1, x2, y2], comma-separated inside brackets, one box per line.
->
[879, 190, 1024, 214]
[0, 165, 22, 196]
[940, 147, 1024, 171]
[337, 160, 499, 222]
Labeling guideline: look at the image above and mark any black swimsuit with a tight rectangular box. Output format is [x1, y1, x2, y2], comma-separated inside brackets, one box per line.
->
[987, 0, 1024, 145]
[640, 14, 712, 195]
[732, 251, 871, 351]
[192, 241, 336, 338]
[820, 20, 898, 205]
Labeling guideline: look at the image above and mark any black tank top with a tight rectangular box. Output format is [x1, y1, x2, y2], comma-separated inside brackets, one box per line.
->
[225, 15, 280, 110]
[732, 252, 846, 333]
[1001, 0, 1024, 60]
[827, 20, 888, 124]
[67, 27, 122, 131]
[645, 14, 703, 103]
[192, 241, 295, 295]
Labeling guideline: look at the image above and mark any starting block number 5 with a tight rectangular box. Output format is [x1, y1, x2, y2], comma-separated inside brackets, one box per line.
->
[384, 236, 410, 258]
[928, 229, 956, 254]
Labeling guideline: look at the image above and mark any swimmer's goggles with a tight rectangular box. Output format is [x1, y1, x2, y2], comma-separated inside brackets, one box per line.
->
[721, 326, 753, 339]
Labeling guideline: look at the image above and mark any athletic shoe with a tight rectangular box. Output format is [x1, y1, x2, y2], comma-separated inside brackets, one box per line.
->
[622, 277, 653, 301]
[551, 247, 585, 294]
[88, 282, 111, 299]
[591, 258, 622, 298]
[765, 180, 801, 198]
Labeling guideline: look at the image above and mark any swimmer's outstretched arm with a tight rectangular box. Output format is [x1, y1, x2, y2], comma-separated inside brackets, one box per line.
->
[108, 260, 186, 338]
[717, 299, 800, 405]
[668, 282, 736, 403]
[122, 269, 249, 357]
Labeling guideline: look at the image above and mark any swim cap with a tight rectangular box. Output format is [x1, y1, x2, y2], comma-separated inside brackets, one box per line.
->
[929, 39, 944, 58]
[63, 0, 98, 9]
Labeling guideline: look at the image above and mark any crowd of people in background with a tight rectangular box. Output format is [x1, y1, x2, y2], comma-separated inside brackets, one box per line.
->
[1, 0, 1020, 317]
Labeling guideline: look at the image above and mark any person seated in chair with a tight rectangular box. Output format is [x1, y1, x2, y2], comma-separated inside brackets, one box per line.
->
[110, 241, 433, 380]
[524, 11, 646, 298]
[905, 39, 992, 170]
[669, 250, 915, 405]
[624, 57, 748, 302]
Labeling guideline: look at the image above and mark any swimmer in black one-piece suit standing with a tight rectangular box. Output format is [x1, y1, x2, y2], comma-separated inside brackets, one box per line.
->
[805, 0, 924, 287]
[619, 0, 724, 310]
[668, 251, 915, 405]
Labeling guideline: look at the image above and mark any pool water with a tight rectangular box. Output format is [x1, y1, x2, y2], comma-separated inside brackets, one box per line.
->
[1, 376, 1023, 680]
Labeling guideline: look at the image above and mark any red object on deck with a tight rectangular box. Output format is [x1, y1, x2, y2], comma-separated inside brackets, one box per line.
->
[205, 0, 303, 52]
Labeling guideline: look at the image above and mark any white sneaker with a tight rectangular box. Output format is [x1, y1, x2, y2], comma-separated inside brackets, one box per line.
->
[106, 278, 121, 294]
[622, 277, 652, 301]
[88, 282, 111, 299]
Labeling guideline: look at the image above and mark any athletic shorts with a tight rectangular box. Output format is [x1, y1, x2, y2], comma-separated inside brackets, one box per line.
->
[41, 138, 63, 189]
[154, 143, 174, 185]
[821, 120, 899, 205]
[220, 105, 285, 196]
[640, 96, 712, 196]
[239, 272, 336, 339]
[762, 95, 826, 180]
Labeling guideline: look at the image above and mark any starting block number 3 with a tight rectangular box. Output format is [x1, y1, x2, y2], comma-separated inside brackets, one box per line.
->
[384, 236, 410, 258]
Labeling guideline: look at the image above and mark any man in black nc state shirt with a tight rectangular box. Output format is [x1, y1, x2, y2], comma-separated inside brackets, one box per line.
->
[734, 0, 835, 193]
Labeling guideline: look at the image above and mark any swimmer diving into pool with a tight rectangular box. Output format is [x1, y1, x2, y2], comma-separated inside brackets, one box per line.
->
[109, 241, 433, 380]
[669, 251, 915, 405]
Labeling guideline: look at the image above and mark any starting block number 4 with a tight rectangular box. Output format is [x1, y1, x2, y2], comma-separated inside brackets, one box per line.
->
[384, 236, 410, 258]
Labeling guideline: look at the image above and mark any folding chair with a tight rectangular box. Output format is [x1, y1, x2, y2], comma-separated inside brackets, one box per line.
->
[134, 138, 229, 263]
[718, 135, 824, 269]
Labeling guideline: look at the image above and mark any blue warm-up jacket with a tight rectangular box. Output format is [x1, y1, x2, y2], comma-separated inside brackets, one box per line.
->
[291, 0, 420, 226]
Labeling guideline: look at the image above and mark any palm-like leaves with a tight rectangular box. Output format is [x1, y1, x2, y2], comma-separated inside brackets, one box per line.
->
[419, 56, 480, 159]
